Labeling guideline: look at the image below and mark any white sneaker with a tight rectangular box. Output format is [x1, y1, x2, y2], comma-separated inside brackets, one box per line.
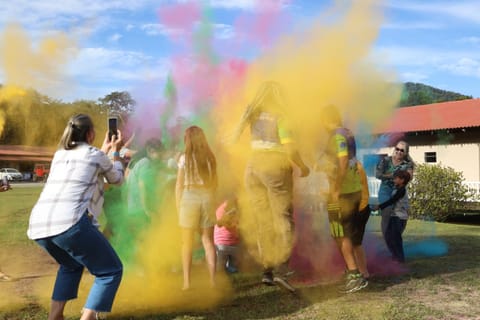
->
[273, 276, 296, 293]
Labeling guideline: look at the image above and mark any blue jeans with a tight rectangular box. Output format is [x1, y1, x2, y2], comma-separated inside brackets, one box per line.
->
[36, 214, 123, 312]
[216, 244, 238, 273]
[384, 216, 407, 262]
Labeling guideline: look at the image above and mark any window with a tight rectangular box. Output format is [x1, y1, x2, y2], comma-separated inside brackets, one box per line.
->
[424, 152, 437, 163]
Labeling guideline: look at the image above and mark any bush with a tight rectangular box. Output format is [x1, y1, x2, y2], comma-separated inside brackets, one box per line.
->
[408, 164, 470, 221]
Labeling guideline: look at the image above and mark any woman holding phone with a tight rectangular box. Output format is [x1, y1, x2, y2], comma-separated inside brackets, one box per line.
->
[27, 114, 124, 320]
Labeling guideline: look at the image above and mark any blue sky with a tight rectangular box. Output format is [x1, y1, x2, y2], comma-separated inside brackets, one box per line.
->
[0, 0, 479, 102]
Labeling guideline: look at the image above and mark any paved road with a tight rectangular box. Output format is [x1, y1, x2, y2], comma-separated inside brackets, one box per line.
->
[9, 182, 45, 188]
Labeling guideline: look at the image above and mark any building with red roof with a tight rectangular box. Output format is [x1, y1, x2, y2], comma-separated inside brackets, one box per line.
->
[0, 145, 55, 180]
[374, 98, 480, 134]
[360, 98, 480, 182]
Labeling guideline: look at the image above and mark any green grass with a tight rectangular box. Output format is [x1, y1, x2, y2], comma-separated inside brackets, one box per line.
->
[1, 186, 480, 319]
[0, 186, 42, 245]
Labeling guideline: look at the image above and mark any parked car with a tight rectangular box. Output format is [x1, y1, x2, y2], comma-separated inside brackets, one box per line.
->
[0, 168, 23, 182]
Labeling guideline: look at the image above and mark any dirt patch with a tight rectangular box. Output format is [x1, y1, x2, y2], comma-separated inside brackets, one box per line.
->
[0, 244, 57, 310]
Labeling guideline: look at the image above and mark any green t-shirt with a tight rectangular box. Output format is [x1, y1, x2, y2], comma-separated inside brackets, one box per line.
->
[331, 130, 361, 194]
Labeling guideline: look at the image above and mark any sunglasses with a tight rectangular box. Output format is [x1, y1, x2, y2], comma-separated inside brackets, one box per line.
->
[395, 147, 405, 153]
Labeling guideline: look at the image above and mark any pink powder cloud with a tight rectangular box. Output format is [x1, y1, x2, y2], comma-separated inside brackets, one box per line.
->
[157, 2, 201, 31]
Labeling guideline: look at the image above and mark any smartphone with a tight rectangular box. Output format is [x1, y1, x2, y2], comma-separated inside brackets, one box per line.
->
[108, 116, 119, 141]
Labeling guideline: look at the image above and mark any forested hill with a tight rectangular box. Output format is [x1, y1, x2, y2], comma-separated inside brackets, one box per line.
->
[399, 82, 473, 107]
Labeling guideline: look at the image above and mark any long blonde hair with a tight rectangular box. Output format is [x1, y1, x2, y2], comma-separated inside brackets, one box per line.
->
[184, 126, 217, 189]
[232, 81, 287, 141]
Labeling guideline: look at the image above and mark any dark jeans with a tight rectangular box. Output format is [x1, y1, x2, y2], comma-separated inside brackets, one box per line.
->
[36, 214, 123, 312]
[385, 216, 407, 262]
[216, 244, 238, 272]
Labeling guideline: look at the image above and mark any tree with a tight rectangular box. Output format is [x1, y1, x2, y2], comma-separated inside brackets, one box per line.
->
[98, 91, 136, 115]
[408, 164, 471, 221]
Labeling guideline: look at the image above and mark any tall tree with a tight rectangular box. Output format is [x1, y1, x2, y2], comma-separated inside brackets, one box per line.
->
[98, 91, 136, 115]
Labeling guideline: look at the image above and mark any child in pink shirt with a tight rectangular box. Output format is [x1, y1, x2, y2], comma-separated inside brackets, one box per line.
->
[214, 199, 239, 273]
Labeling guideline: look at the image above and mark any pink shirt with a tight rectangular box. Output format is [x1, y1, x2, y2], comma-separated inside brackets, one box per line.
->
[214, 201, 239, 246]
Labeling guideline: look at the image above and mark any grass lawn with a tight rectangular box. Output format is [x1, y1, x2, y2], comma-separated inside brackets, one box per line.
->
[1, 185, 480, 320]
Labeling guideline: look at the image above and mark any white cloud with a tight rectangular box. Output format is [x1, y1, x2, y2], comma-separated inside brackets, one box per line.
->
[60, 47, 170, 101]
[374, 45, 478, 67]
[68, 47, 154, 80]
[374, 46, 439, 67]
[208, 0, 260, 9]
[387, 0, 480, 24]
[440, 58, 480, 78]
[139, 22, 235, 39]
[125, 24, 135, 31]
[0, 0, 159, 41]
[374, 45, 480, 80]
[460, 36, 480, 46]
[199, 0, 290, 10]
[399, 72, 429, 82]
[382, 21, 444, 30]
[0, 0, 157, 23]
[108, 33, 122, 42]
[140, 23, 184, 37]
[214, 23, 235, 39]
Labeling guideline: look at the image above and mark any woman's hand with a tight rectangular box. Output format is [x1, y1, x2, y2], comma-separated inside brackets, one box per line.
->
[100, 132, 111, 153]
[111, 130, 124, 152]
[101, 130, 124, 154]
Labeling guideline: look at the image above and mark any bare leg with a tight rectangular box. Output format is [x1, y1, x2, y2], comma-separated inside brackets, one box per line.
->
[182, 228, 194, 290]
[48, 300, 66, 320]
[354, 245, 369, 278]
[338, 237, 358, 271]
[80, 308, 97, 320]
[201, 227, 216, 287]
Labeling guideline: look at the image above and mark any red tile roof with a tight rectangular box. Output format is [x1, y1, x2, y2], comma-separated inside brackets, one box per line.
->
[0, 145, 55, 162]
[374, 98, 480, 133]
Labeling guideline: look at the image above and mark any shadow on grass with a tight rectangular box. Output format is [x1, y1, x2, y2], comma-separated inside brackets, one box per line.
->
[110, 288, 311, 320]
[106, 273, 323, 320]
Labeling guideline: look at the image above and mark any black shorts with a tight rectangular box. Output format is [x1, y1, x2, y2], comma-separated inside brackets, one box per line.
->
[351, 205, 371, 246]
[328, 192, 361, 239]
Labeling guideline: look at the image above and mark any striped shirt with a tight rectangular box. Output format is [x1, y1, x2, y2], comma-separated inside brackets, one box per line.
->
[27, 143, 124, 239]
